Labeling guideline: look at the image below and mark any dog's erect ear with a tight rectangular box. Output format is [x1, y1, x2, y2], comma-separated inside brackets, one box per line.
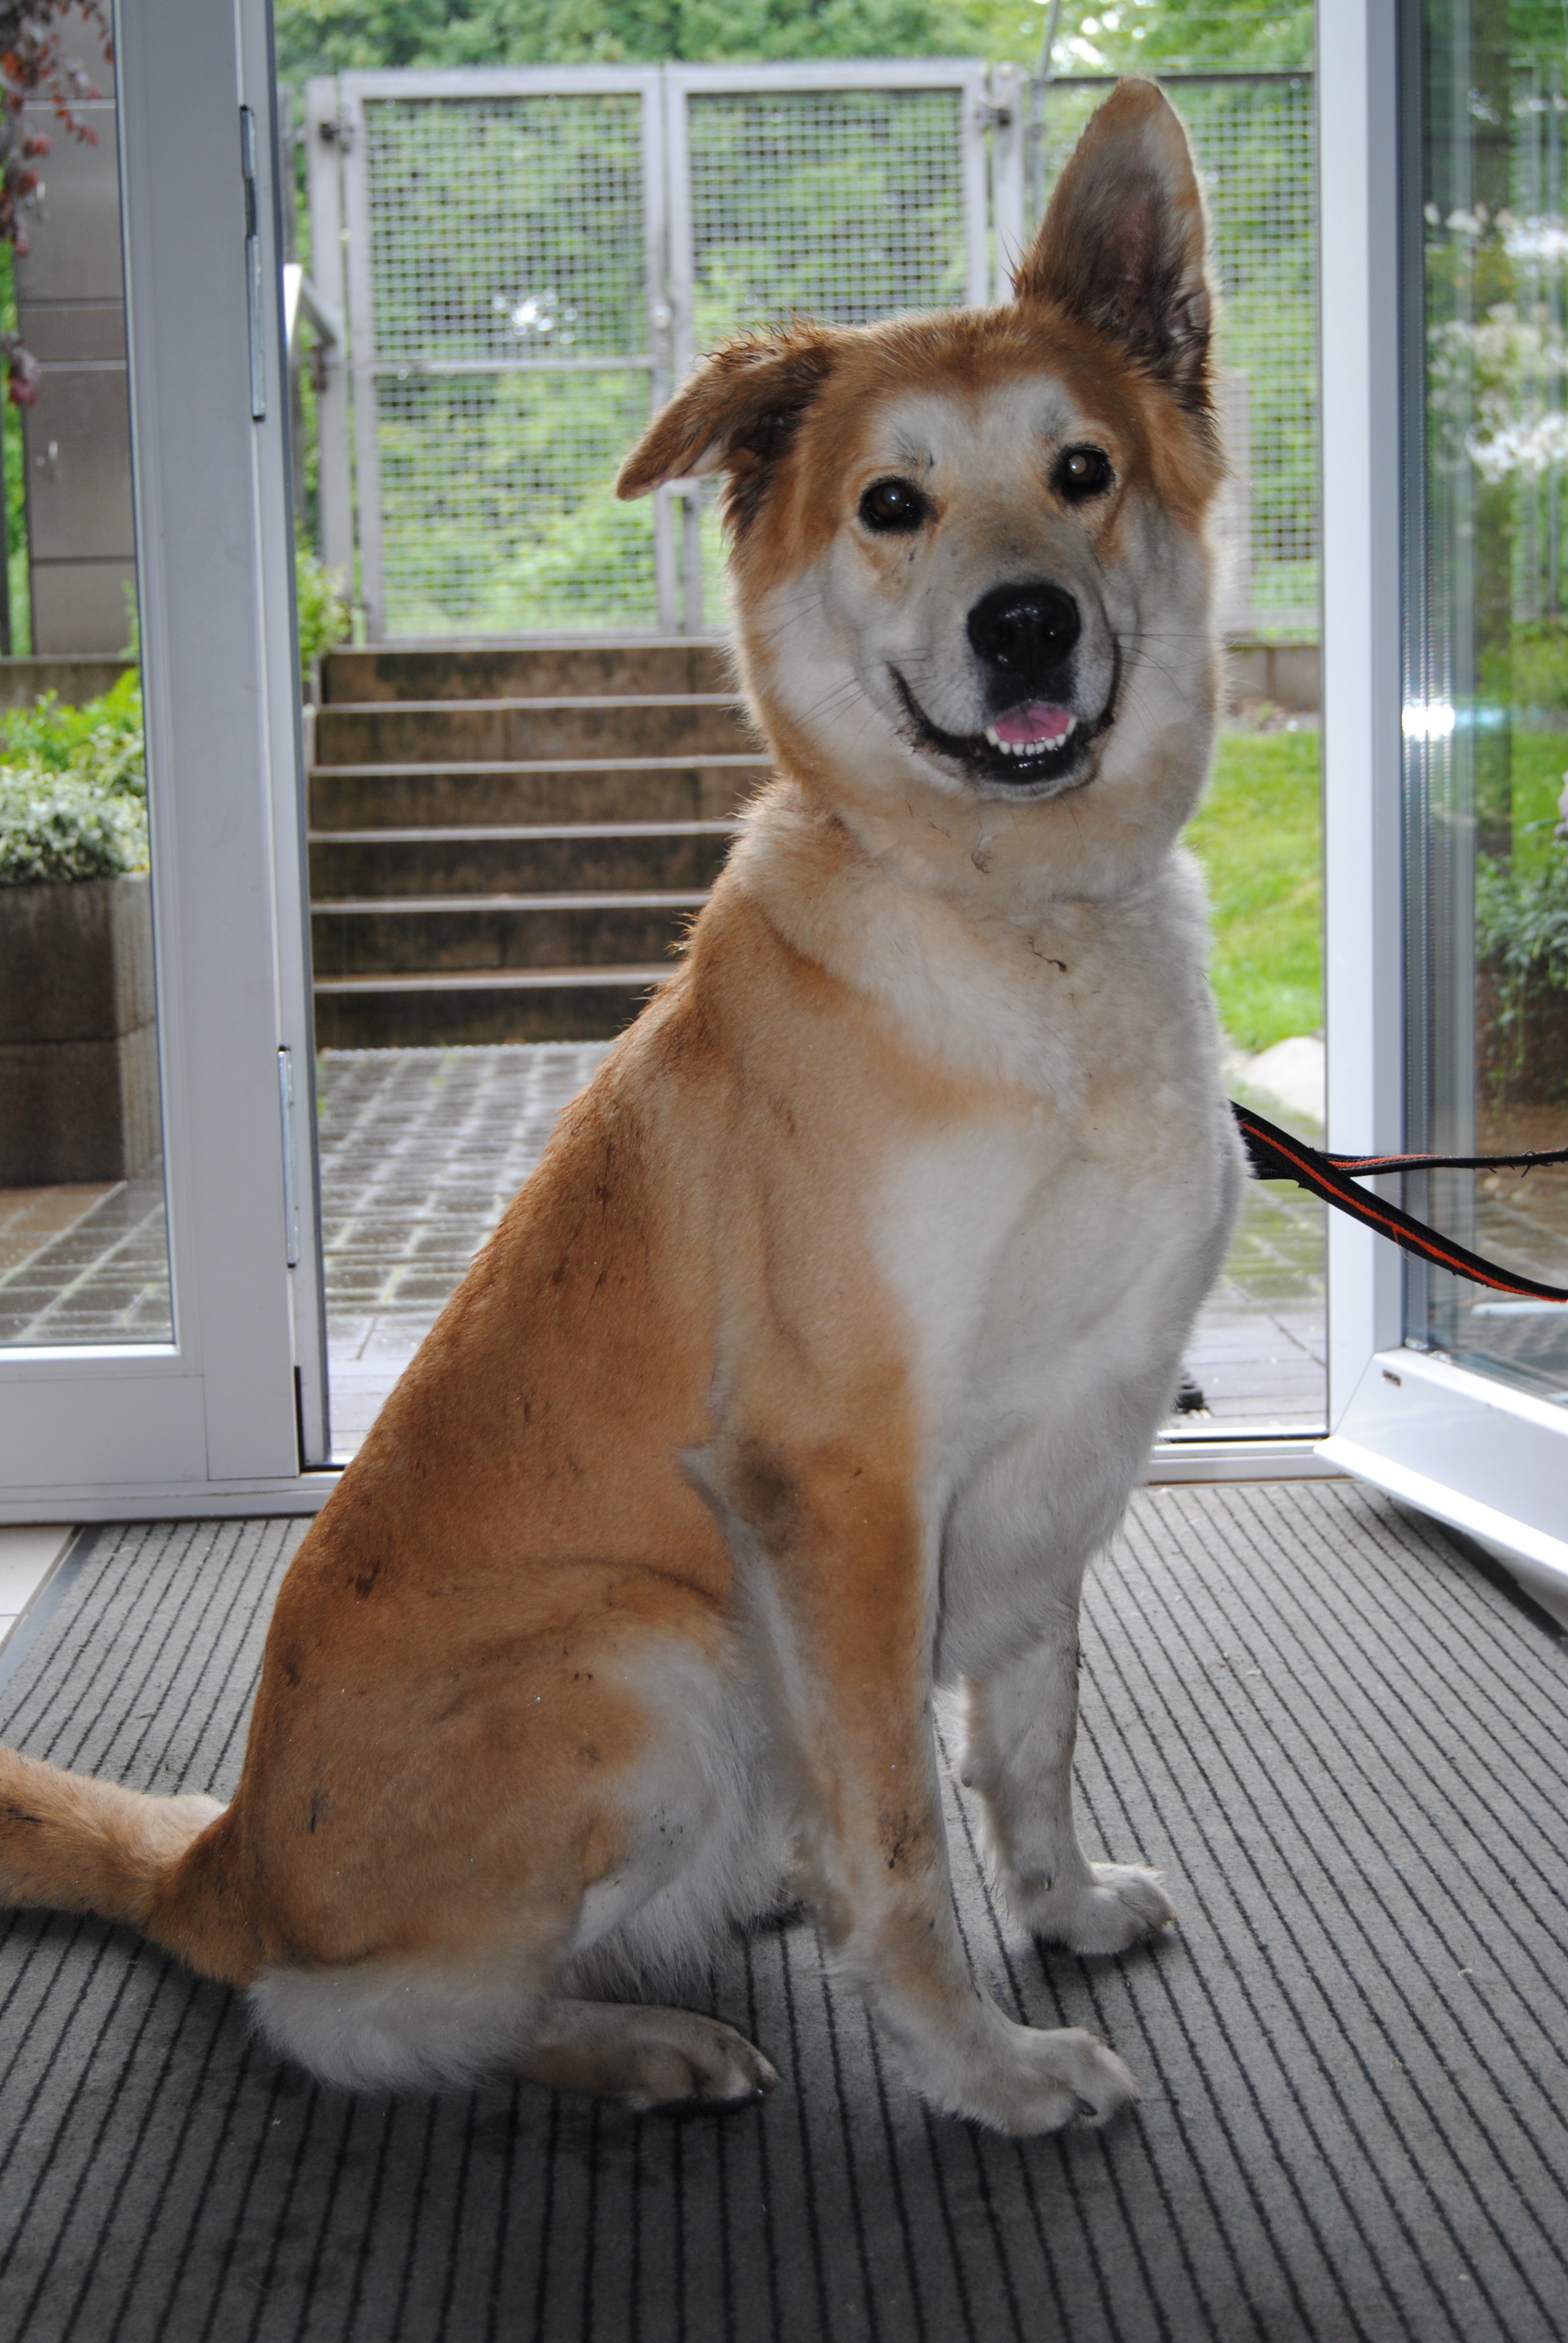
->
[1014, 78, 1212, 413]
[615, 330, 836, 510]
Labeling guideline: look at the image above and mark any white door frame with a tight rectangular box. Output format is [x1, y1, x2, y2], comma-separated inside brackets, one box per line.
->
[1315, 0, 1568, 1604]
[0, 0, 333, 1521]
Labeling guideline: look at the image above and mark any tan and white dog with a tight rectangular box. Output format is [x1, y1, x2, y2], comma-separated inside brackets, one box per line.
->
[0, 80, 1241, 2137]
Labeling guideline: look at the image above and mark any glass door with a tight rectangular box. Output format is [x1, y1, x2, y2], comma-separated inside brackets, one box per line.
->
[0, 0, 329, 1518]
[0, 11, 173, 1353]
[1321, 0, 1568, 1604]
[1407, 0, 1568, 1390]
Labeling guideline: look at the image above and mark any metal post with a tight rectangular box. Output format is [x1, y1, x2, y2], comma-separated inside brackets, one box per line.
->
[304, 79, 353, 592]
[1318, 0, 1406, 1417]
[989, 64, 1027, 301]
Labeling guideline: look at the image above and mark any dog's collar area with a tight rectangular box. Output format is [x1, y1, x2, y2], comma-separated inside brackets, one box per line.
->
[890, 668, 1105, 794]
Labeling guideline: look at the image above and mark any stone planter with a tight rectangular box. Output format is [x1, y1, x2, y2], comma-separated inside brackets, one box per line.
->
[0, 874, 159, 1184]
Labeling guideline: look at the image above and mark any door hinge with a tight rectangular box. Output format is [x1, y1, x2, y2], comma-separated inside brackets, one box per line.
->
[241, 106, 266, 421]
[278, 1046, 300, 1268]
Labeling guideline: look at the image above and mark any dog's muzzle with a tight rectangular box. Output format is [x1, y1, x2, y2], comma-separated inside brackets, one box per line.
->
[892, 577, 1114, 796]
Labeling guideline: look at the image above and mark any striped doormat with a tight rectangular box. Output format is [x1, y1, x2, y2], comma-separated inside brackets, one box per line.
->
[1, 1484, 1566, 2343]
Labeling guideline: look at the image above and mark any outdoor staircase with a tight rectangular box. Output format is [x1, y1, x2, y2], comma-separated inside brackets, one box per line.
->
[309, 640, 766, 1047]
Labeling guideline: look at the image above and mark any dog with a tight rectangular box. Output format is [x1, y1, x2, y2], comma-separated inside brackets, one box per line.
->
[0, 79, 1241, 2136]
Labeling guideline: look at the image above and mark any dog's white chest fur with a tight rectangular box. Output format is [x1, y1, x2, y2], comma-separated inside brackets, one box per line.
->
[861, 853, 1238, 1640]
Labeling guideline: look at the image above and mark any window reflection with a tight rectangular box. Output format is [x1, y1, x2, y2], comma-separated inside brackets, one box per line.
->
[1411, 1, 1568, 1396]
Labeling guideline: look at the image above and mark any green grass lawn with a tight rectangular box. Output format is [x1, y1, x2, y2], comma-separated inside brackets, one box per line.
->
[1509, 731, 1568, 879]
[1184, 727, 1323, 1054]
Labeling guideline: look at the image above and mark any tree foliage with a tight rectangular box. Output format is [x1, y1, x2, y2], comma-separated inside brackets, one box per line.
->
[273, 0, 1315, 82]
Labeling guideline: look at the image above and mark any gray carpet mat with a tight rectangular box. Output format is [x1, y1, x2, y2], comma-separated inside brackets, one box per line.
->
[1, 1483, 1566, 2343]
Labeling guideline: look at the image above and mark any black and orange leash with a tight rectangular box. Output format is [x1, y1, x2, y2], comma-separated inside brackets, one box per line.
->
[1232, 1103, 1568, 1303]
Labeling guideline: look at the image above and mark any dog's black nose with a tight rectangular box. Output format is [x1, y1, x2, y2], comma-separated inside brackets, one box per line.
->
[967, 581, 1082, 678]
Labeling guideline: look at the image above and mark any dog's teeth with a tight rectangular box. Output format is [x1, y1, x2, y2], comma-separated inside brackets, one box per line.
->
[985, 717, 1079, 759]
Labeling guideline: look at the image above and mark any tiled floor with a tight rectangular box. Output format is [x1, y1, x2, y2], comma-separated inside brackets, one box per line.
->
[0, 1165, 172, 1346]
[317, 1044, 608, 1452]
[0, 1523, 73, 1652]
[0, 1183, 116, 1277]
[1180, 1174, 1325, 1434]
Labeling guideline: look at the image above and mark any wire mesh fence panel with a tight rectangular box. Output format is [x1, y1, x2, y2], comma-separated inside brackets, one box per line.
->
[327, 66, 1317, 641]
[373, 371, 659, 634]
[1037, 75, 1319, 639]
[682, 83, 976, 624]
[685, 87, 971, 343]
[1502, 60, 1568, 640]
[357, 90, 657, 635]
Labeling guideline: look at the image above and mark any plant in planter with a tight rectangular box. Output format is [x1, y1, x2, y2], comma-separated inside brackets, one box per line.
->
[295, 539, 350, 693]
[0, 672, 157, 1184]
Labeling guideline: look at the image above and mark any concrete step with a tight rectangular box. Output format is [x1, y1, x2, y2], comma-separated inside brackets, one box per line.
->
[310, 890, 702, 977]
[307, 641, 751, 1047]
[309, 756, 767, 833]
[321, 638, 733, 704]
[313, 963, 668, 1048]
[313, 695, 754, 768]
[307, 819, 740, 902]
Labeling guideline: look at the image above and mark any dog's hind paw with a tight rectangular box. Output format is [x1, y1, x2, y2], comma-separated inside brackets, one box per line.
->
[620, 2012, 780, 2116]
[1022, 1863, 1176, 1956]
[518, 2000, 778, 2115]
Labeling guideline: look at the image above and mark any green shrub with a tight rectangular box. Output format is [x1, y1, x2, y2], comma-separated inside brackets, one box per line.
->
[0, 670, 145, 797]
[295, 540, 351, 677]
[0, 772, 147, 884]
[1477, 847, 1568, 1030]
[0, 670, 148, 886]
[0, 533, 348, 887]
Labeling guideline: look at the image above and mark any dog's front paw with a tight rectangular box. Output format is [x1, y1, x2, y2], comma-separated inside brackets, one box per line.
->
[951, 2021, 1139, 2135]
[1021, 1863, 1175, 1956]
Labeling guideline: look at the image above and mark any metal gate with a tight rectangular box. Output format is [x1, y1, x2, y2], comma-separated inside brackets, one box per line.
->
[305, 62, 1314, 644]
[1034, 72, 1319, 638]
[306, 62, 1004, 640]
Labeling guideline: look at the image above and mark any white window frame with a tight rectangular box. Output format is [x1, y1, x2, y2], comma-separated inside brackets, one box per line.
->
[1315, 0, 1568, 1609]
[0, 0, 333, 1522]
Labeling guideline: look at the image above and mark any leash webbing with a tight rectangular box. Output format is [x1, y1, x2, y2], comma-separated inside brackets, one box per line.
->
[1231, 1102, 1568, 1303]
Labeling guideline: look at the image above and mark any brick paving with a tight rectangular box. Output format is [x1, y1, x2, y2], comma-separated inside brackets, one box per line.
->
[0, 1044, 1354, 1445]
[318, 1043, 607, 1452]
[0, 1167, 171, 1347]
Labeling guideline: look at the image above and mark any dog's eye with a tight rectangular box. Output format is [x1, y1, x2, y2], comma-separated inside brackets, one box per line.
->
[858, 477, 929, 534]
[1054, 446, 1114, 503]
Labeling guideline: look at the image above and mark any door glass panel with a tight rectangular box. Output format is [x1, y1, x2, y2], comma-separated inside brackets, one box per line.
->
[0, 16, 171, 1347]
[1410, 0, 1568, 1398]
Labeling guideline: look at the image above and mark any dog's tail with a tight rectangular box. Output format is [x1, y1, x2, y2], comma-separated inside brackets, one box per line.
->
[0, 1742, 259, 1984]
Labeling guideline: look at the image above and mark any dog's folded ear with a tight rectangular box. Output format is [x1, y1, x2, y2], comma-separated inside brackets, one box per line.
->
[1014, 77, 1213, 415]
[615, 329, 837, 509]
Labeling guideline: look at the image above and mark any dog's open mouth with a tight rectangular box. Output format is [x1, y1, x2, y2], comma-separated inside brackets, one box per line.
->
[892, 672, 1106, 793]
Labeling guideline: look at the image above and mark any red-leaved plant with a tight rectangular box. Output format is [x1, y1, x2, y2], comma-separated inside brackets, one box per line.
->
[0, 1, 111, 405]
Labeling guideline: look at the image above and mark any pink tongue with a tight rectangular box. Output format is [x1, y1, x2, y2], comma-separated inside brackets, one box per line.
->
[993, 701, 1074, 747]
